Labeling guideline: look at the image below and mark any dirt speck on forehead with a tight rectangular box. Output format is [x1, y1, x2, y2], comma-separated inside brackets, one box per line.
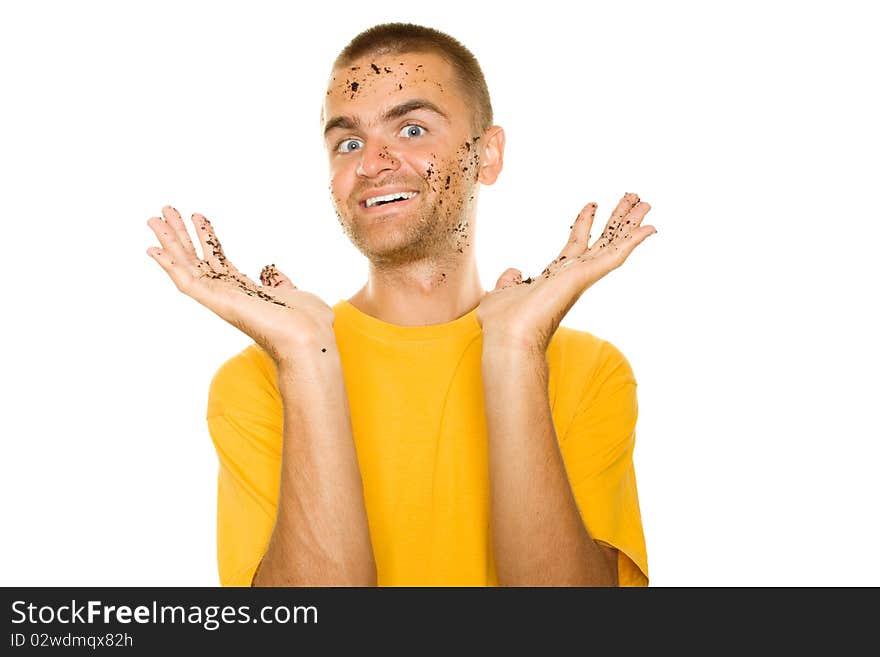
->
[339, 78, 361, 99]
[327, 59, 423, 102]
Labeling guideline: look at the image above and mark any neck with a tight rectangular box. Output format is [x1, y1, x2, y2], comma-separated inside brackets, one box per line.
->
[348, 252, 486, 326]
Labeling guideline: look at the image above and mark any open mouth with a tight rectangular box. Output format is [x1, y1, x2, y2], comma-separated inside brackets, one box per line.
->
[360, 191, 420, 212]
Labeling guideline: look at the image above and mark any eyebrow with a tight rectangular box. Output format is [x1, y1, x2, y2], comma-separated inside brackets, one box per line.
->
[323, 98, 450, 138]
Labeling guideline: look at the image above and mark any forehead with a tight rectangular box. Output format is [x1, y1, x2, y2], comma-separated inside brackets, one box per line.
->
[322, 51, 466, 130]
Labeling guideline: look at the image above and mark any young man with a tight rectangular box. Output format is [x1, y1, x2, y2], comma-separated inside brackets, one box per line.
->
[146, 23, 656, 587]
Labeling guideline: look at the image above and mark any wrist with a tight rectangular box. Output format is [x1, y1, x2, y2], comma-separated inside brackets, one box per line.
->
[481, 331, 546, 362]
[274, 332, 340, 372]
[481, 340, 548, 377]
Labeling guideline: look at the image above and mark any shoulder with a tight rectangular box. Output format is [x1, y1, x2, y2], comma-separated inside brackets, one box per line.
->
[207, 343, 280, 419]
[549, 326, 637, 404]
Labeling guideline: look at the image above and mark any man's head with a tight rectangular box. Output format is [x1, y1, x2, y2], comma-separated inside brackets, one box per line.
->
[321, 23, 504, 268]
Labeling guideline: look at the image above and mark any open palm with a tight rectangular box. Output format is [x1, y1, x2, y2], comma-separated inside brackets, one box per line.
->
[477, 193, 657, 353]
[146, 206, 334, 361]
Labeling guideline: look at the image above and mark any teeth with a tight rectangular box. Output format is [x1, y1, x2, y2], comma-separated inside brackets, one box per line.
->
[365, 191, 417, 208]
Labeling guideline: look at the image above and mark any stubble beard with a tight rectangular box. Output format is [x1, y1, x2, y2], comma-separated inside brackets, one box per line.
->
[333, 184, 470, 268]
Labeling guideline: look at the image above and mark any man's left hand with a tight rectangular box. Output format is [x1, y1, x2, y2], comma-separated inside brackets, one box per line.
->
[476, 192, 657, 354]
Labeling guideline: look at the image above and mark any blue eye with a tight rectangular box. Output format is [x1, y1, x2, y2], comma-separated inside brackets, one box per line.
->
[401, 124, 425, 138]
[337, 138, 363, 153]
[335, 125, 424, 154]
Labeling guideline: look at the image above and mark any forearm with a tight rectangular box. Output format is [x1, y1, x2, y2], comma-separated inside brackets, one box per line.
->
[481, 342, 615, 586]
[252, 337, 376, 586]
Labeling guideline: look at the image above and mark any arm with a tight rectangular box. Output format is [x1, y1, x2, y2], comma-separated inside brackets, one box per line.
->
[146, 205, 376, 586]
[476, 192, 655, 585]
[482, 341, 617, 586]
[251, 339, 376, 586]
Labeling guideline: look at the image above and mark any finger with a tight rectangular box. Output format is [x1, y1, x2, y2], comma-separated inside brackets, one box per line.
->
[161, 205, 198, 261]
[146, 245, 196, 293]
[187, 213, 264, 290]
[147, 215, 196, 273]
[148, 246, 277, 312]
[553, 202, 598, 270]
[260, 263, 297, 289]
[600, 201, 654, 263]
[190, 212, 236, 274]
[617, 202, 652, 242]
[493, 267, 523, 291]
[605, 221, 658, 270]
[592, 192, 640, 251]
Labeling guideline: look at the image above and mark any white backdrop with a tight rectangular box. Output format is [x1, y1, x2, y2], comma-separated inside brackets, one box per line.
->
[1, 0, 877, 586]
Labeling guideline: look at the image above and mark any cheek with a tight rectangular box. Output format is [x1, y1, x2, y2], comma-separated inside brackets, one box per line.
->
[412, 153, 436, 184]
[327, 153, 350, 175]
[327, 173, 349, 208]
[428, 150, 476, 199]
[328, 160, 357, 194]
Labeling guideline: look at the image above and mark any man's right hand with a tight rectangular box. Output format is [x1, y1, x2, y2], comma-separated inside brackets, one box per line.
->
[146, 205, 335, 363]
[150, 206, 376, 585]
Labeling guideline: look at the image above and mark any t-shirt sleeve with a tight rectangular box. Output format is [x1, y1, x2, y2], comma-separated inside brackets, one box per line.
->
[559, 339, 649, 586]
[206, 345, 283, 587]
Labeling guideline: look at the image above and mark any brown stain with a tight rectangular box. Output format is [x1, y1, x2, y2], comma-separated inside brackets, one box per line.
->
[259, 263, 282, 287]
[326, 62, 487, 269]
[201, 221, 229, 267]
[192, 240, 291, 308]
[540, 255, 567, 278]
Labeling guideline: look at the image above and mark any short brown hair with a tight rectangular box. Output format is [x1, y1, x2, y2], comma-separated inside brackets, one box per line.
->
[330, 22, 494, 136]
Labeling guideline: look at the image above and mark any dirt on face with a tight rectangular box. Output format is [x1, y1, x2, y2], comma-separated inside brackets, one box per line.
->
[324, 54, 484, 272]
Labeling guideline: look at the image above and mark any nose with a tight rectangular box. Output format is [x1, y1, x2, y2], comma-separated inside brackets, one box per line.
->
[356, 140, 399, 178]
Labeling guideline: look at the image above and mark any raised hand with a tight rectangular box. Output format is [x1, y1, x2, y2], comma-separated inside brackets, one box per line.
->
[146, 206, 335, 362]
[476, 192, 657, 354]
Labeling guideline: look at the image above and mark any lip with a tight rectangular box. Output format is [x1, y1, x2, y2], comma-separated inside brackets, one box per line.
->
[358, 190, 420, 213]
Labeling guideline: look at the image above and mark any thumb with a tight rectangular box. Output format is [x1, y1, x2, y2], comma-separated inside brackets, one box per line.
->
[493, 267, 523, 291]
[260, 263, 297, 289]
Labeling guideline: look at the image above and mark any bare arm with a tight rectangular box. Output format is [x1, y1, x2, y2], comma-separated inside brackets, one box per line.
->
[252, 340, 376, 586]
[482, 342, 617, 586]
[146, 205, 376, 586]
[476, 193, 655, 586]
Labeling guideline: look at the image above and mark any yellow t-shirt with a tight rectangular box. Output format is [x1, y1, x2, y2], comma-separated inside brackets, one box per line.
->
[207, 300, 649, 586]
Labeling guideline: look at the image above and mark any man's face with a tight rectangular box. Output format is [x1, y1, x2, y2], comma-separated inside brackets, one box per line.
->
[322, 51, 482, 266]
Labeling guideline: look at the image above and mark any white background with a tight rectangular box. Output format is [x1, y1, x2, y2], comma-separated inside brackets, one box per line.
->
[1, 0, 877, 586]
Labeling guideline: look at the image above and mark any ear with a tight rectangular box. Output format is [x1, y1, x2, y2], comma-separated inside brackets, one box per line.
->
[477, 125, 505, 185]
